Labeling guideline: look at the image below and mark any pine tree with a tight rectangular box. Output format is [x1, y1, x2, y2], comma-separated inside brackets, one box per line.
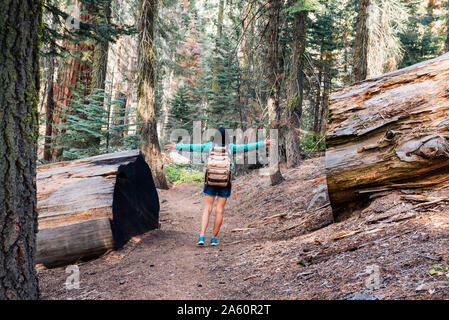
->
[0, 0, 42, 299]
[51, 85, 140, 160]
[168, 85, 195, 132]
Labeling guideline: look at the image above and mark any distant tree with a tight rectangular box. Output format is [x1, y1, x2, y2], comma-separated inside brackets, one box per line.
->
[446, 0, 449, 52]
[137, 0, 169, 189]
[284, 0, 315, 168]
[168, 85, 195, 132]
[352, 0, 370, 82]
[266, 0, 285, 185]
[0, 0, 42, 299]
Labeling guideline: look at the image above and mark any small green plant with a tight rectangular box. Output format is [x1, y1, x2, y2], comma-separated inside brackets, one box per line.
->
[300, 133, 326, 154]
[165, 163, 204, 185]
[429, 264, 449, 279]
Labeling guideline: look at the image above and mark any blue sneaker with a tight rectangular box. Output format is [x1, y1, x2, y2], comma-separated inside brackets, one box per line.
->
[210, 237, 218, 246]
[197, 235, 205, 246]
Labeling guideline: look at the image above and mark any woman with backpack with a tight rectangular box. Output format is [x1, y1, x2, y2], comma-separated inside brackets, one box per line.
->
[164, 127, 271, 246]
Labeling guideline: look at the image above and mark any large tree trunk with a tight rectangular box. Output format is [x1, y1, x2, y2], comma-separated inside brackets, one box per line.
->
[52, 0, 95, 161]
[326, 53, 449, 217]
[137, 0, 169, 190]
[36, 150, 160, 267]
[0, 0, 42, 299]
[286, 10, 307, 168]
[351, 0, 370, 83]
[90, 1, 111, 146]
[111, 36, 129, 141]
[91, 2, 111, 93]
[266, 0, 284, 186]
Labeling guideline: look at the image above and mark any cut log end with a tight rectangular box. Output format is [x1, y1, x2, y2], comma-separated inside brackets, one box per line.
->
[36, 150, 160, 267]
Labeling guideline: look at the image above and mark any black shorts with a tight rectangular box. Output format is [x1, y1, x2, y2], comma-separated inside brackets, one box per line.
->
[203, 184, 232, 198]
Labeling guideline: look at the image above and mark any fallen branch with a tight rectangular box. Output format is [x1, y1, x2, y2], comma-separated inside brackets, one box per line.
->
[231, 227, 255, 233]
[248, 212, 288, 228]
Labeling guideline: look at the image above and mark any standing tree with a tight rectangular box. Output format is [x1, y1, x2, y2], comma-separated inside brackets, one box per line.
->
[285, 0, 310, 168]
[446, 0, 449, 52]
[351, 0, 370, 82]
[137, 0, 169, 189]
[91, 0, 112, 94]
[0, 0, 42, 299]
[266, 0, 284, 185]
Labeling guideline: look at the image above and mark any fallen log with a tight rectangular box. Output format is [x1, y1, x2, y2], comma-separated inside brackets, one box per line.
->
[326, 53, 449, 217]
[36, 150, 160, 267]
[36, 218, 114, 268]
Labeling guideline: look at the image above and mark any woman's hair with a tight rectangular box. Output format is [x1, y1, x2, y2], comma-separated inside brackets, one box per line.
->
[214, 127, 227, 146]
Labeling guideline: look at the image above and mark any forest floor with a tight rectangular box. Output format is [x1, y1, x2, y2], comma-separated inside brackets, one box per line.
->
[38, 157, 449, 300]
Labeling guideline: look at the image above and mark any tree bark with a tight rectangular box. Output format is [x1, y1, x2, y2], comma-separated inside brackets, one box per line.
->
[37, 218, 114, 268]
[266, 0, 284, 185]
[91, 2, 111, 93]
[286, 11, 307, 168]
[351, 0, 370, 83]
[446, 0, 449, 52]
[313, 53, 323, 137]
[320, 68, 330, 135]
[111, 37, 126, 141]
[43, 7, 57, 162]
[44, 53, 56, 162]
[0, 0, 42, 299]
[326, 53, 449, 216]
[137, 0, 169, 190]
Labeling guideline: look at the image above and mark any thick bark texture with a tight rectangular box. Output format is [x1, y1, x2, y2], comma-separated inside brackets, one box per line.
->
[91, 1, 111, 151]
[286, 11, 307, 168]
[0, 0, 42, 299]
[44, 54, 55, 162]
[266, 0, 284, 185]
[91, 2, 111, 93]
[351, 0, 370, 83]
[326, 53, 449, 216]
[137, 0, 168, 190]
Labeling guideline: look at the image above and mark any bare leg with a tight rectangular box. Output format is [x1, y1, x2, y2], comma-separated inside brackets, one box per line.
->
[212, 197, 227, 238]
[200, 195, 215, 235]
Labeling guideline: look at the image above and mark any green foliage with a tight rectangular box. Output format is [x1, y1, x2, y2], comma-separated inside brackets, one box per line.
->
[398, 0, 445, 69]
[42, 0, 135, 57]
[300, 133, 325, 154]
[49, 83, 141, 160]
[283, 0, 325, 15]
[429, 264, 449, 279]
[164, 163, 204, 185]
[168, 84, 196, 132]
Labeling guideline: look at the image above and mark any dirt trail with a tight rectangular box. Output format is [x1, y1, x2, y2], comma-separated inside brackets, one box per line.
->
[38, 158, 449, 300]
[39, 183, 269, 299]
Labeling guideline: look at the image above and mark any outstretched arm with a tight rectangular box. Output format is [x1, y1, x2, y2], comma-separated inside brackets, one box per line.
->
[231, 138, 272, 154]
[164, 141, 212, 153]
